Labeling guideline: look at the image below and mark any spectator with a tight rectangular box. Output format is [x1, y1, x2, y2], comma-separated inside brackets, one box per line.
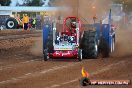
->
[32, 17, 36, 29]
[22, 14, 29, 30]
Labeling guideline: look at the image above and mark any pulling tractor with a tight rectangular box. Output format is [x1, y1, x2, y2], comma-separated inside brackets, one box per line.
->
[43, 10, 115, 61]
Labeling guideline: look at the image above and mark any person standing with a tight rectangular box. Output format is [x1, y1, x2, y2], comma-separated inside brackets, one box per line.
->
[32, 17, 36, 29]
[22, 14, 29, 30]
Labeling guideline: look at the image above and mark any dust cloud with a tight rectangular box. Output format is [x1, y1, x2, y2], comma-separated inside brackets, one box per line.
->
[78, 0, 112, 23]
[30, 37, 43, 56]
[113, 24, 132, 58]
[51, 0, 112, 22]
[30, 0, 132, 58]
[51, 0, 77, 17]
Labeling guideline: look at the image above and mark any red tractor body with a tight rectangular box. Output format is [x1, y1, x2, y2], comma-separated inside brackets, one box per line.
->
[43, 16, 83, 61]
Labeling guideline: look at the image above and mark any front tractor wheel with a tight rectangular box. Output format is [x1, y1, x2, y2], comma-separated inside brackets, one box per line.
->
[110, 37, 115, 53]
[43, 49, 49, 61]
[78, 49, 82, 61]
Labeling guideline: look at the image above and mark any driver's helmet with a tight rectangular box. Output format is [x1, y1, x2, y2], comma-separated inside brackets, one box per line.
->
[71, 20, 76, 28]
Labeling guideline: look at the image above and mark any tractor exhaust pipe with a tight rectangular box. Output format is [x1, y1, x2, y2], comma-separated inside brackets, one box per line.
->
[53, 22, 56, 46]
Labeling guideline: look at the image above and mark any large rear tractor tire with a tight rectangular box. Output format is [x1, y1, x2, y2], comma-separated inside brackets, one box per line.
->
[98, 37, 109, 58]
[81, 30, 98, 59]
[47, 32, 54, 53]
[5, 18, 18, 29]
[44, 31, 53, 61]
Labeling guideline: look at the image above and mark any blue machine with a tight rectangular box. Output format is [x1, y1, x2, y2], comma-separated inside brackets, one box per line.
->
[43, 23, 52, 54]
[42, 10, 115, 61]
[94, 9, 115, 54]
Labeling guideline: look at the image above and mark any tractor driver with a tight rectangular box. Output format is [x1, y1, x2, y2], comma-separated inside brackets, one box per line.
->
[71, 19, 76, 28]
[70, 19, 77, 35]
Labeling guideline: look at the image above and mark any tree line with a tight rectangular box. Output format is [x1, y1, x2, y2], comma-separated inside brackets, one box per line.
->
[0, 0, 45, 6]
[0, 0, 131, 12]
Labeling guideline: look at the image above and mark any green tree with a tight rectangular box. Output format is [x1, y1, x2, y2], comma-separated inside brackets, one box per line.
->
[24, 0, 42, 6]
[31, 0, 41, 6]
[0, 0, 11, 6]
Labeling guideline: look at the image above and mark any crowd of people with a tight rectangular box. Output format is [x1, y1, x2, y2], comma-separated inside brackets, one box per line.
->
[22, 14, 37, 30]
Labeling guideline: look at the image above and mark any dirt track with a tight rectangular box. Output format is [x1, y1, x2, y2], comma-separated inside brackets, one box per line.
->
[0, 0, 132, 87]
[0, 26, 131, 88]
